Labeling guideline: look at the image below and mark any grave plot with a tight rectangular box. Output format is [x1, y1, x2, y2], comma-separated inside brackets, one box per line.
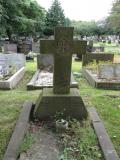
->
[83, 63, 120, 90]
[4, 27, 119, 160]
[0, 54, 26, 89]
[27, 54, 78, 90]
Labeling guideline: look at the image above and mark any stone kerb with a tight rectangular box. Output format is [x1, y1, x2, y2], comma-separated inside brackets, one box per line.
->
[0, 54, 26, 89]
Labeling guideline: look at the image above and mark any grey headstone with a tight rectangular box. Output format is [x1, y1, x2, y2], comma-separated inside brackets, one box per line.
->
[37, 54, 53, 69]
[98, 64, 114, 80]
[32, 42, 40, 53]
[0, 54, 26, 70]
[115, 65, 120, 79]
[98, 64, 120, 80]
[4, 44, 17, 53]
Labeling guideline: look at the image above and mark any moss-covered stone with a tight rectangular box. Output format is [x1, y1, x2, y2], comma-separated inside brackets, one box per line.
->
[40, 27, 87, 94]
[34, 88, 88, 120]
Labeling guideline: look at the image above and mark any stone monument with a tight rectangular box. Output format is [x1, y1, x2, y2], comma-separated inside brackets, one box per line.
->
[98, 64, 120, 80]
[4, 44, 17, 53]
[34, 27, 88, 120]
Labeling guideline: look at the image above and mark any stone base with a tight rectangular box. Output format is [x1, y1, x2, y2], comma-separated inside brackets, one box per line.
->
[34, 88, 88, 120]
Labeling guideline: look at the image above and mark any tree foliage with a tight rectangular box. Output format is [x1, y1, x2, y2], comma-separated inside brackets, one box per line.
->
[107, 0, 120, 35]
[71, 20, 107, 37]
[0, 0, 46, 39]
[44, 0, 65, 35]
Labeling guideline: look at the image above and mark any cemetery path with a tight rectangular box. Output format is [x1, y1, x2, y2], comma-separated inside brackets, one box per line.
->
[19, 124, 60, 160]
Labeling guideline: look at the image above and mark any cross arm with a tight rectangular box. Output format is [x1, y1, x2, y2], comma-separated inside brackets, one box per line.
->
[40, 40, 56, 54]
[73, 40, 87, 55]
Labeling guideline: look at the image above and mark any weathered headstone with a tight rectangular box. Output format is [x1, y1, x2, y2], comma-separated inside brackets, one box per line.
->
[0, 54, 26, 70]
[75, 40, 87, 60]
[98, 64, 114, 80]
[37, 54, 53, 70]
[98, 64, 120, 80]
[82, 53, 114, 66]
[4, 44, 17, 53]
[40, 27, 87, 93]
[32, 42, 40, 53]
[34, 27, 88, 120]
[17, 42, 30, 54]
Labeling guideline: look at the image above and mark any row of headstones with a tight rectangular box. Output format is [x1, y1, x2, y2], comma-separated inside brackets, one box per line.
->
[0, 42, 32, 54]
[0, 49, 115, 81]
[0, 39, 104, 55]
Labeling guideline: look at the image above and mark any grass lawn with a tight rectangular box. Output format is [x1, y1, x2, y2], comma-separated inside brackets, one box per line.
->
[0, 61, 40, 160]
[0, 60, 120, 159]
[72, 61, 120, 157]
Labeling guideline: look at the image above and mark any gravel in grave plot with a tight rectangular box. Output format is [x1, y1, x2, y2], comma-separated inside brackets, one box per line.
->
[35, 71, 53, 86]
[18, 122, 62, 160]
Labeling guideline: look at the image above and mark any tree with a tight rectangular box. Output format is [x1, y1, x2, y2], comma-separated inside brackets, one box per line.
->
[17, 0, 46, 37]
[71, 20, 111, 38]
[72, 21, 99, 36]
[44, 0, 65, 35]
[107, 0, 120, 37]
[65, 18, 71, 27]
[0, 0, 46, 39]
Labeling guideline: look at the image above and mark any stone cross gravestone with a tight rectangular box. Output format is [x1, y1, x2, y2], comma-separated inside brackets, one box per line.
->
[34, 27, 88, 120]
[40, 27, 87, 94]
[98, 64, 120, 80]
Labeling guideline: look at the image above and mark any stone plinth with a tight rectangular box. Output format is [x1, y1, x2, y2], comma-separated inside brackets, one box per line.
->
[34, 88, 88, 120]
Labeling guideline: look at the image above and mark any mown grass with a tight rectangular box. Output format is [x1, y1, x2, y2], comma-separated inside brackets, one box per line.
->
[0, 60, 120, 159]
[0, 61, 40, 160]
[72, 61, 120, 157]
